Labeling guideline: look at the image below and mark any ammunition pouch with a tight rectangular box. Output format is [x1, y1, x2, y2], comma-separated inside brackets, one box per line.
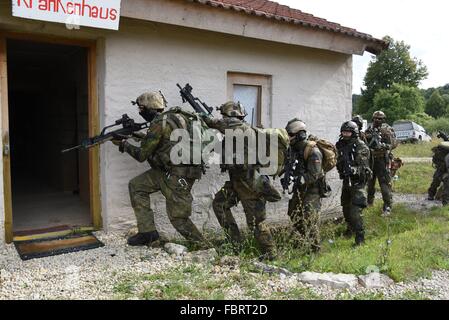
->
[170, 166, 202, 179]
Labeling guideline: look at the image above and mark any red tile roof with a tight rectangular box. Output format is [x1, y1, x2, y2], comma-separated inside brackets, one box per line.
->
[186, 0, 387, 54]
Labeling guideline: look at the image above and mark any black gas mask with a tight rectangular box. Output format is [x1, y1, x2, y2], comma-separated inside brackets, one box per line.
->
[290, 131, 308, 147]
[139, 108, 159, 122]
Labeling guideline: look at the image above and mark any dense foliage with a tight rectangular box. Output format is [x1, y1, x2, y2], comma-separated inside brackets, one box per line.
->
[353, 36, 448, 133]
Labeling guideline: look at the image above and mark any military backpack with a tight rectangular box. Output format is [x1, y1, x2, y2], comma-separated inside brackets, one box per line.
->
[304, 136, 338, 173]
[254, 127, 290, 177]
[153, 107, 213, 178]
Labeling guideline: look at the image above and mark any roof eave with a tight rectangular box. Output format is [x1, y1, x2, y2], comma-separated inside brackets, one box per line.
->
[190, 0, 388, 55]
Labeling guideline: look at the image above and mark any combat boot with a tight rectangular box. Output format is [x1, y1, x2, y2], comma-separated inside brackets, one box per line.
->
[343, 228, 353, 239]
[127, 231, 160, 246]
[258, 250, 277, 262]
[382, 206, 391, 217]
[354, 232, 365, 246]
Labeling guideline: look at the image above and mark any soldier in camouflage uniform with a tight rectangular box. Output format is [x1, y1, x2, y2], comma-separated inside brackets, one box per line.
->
[365, 111, 397, 216]
[284, 119, 324, 252]
[429, 142, 449, 205]
[336, 121, 371, 245]
[112, 92, 205, 246]
[202, 101, 281, 260]
[352, 115, 367, 144]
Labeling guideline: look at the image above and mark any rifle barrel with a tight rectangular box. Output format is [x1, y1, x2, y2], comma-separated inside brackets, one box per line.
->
[61, 145, 82, 153]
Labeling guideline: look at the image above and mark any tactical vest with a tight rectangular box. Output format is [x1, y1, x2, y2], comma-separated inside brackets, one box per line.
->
[367, 124, 398, 158]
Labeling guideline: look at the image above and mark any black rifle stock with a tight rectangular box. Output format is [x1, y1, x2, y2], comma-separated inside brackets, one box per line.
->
[61, 114, 149, 153]
[177, 83, 213, 115]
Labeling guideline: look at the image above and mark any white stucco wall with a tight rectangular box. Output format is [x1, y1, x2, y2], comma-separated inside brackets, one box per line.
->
[0, 4, 353, 240]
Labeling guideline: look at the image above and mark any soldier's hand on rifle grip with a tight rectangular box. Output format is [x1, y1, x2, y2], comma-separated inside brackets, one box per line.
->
[111, 139, 123, 146]
[111, 139, 126, 153]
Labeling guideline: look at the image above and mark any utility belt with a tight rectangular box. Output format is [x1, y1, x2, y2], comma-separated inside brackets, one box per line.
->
[169, 166, 203, 179]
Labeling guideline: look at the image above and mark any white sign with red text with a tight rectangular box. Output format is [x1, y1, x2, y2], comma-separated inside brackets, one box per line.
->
[12, 0, 121, 30]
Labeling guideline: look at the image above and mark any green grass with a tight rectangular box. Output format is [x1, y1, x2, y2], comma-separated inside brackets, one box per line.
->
[114, 264, 268, 300]
[392, 162, 434, 194]
[114, 262, 323, 300]
[112, 198, 449, 300]
[113, 276, 139, 299]
[271, 203, 449, 282]
[394, 139, 439, 158]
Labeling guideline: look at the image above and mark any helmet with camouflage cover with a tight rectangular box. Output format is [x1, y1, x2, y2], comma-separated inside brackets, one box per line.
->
[352, 115, 364, 131]
[340, 121, 359, 138]
[372, 111, 386, 120]
[135, 91, 166, 111]
[285, 118, 307, 136]
[218, 101, 247, 118]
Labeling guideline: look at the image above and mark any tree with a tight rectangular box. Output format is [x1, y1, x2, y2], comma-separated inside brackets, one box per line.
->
[425, 90, 448, 118]
[408, 112, 434, 128]
[372, 83, 425, 124]
[357, 36, 428, 118]
[442, 94, 449, 106]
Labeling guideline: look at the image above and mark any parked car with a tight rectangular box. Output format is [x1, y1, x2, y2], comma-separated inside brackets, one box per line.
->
[393, 120, 432, 143]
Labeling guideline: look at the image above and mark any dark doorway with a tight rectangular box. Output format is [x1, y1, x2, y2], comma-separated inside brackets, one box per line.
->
[7, 39, 91, 233]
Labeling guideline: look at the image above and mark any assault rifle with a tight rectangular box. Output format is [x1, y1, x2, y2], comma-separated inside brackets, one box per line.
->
[281, 148, 306, 194]
[61, 114, 149, 153]
[437, 131, 449, 142]
[177, 83, 213, 115]
[368, 127, 383, 150]
[337, 142, 357, 187]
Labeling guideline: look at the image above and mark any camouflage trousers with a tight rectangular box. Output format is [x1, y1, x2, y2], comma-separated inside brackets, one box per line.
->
[212, 178, 275, 255]
[287, 186, 321, 250]
[428, 166, 445, 199]
[128, 168, 204, 243]
[341, 181, 366, 235]
[367, 158, 393, 208]
[442, 173, 449, 206]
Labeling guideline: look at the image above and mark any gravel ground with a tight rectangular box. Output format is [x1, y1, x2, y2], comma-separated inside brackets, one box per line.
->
[401, 157, 432, 164]
[379, 192, 442, 212]
[0, 232, 184, 300]
[0, 228, 448, 300]
[0, 192, 446, 300]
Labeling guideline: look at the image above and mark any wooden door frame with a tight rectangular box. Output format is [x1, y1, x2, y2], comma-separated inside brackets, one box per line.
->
[0, 31, 102, 243]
